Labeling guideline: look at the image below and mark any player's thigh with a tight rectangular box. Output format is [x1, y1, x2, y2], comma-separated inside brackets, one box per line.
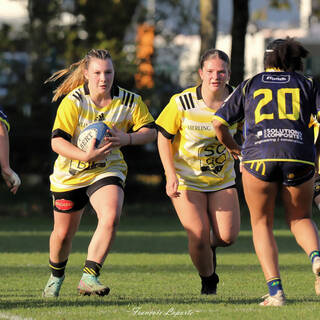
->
[52, 188, 87, 236]
[53, 209, 84, 238]
[282, 178, 314, 222]
[172, 190, 210, 237]
[208, 188, 240, 241]
[89, 184, 124, 223]
[242, 168, 278, 225]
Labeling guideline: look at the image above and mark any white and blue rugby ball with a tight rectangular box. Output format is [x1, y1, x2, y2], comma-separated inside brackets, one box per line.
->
[77, 122, 111, 151]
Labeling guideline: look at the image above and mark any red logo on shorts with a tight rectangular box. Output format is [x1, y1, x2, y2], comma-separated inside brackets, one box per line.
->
[55, 199, 74, 211]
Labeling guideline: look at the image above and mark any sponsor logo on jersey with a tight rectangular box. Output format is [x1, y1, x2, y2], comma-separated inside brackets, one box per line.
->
[263, 128, 302, 140]
[262, 74, 290, 83]
[255, 128, 303, 143]
[187, 124, 212, 131]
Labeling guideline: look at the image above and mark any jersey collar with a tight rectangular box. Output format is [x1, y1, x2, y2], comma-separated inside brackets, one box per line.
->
[83, 82, 119, 98]
[265, 68, 283, 72]
[196, 84, 233, 100]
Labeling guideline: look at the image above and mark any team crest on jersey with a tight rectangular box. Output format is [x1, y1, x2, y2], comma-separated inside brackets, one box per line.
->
[199, 143, 227, 175]
[262, 74, 290, 83]
[95, 113, 105, 121]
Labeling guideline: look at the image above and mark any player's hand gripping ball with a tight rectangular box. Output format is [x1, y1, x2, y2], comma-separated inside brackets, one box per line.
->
[77, 122, 111, 151]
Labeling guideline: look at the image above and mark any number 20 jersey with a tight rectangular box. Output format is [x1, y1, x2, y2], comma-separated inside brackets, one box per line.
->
[213, 71, 320, 165]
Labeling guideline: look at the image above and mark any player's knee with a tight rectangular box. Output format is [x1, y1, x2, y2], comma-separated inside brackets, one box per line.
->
[217, 233, 237, 247]
[98, 214, 120, 231]
[189, 235, 207, 251]
[221, 238, 236, 247]
[52, 228, 74, 244]
[287, 216, 311, 230]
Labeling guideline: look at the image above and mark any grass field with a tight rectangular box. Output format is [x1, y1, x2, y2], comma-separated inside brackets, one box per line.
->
[1, 201, 320, 320]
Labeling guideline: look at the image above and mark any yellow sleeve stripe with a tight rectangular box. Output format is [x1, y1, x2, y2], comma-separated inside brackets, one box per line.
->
[243, 159, 315, 166]
[212, 115, 230, 127]
[0, 118, 10, 132]
[308, 115, 320, 144]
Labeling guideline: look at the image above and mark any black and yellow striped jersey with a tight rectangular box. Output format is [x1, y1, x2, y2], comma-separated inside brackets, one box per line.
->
[50, 84, 155, 192]
[156, 85, 241, 192]
[213, 71, 320, 166]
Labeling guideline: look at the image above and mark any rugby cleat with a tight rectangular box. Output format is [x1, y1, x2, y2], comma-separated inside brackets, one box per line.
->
[312, 257, 320, 295]
[77, 273, 110, 296]
[42, 274, 65, 298]
[259, 290, 286, 306]
[201, 272, 219, 295]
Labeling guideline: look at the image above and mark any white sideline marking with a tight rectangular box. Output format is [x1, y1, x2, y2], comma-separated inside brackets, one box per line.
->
[0, 312, 33, 320]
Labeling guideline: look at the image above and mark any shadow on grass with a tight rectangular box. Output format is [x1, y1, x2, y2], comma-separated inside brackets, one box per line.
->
[0, 231, 305, 254]
[0, 295, 319, 311]
[0, 262, 311, 278]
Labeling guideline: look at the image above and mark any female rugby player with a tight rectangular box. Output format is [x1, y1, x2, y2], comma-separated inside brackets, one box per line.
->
[213, 37, 320, 306]
[42, 49, 156, 297]
[156, 49, 241, 295]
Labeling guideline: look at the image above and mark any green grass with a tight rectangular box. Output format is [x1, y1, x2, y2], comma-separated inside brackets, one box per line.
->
[1, 203, 320, 319]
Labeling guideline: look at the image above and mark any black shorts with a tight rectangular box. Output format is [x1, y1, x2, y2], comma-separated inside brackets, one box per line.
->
[211, 184, 237, 193]
[243, 161, 315, 186]
[52, 176, 124, 213]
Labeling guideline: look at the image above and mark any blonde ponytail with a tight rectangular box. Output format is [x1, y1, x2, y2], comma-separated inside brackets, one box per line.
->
[45, 49, 112, 102]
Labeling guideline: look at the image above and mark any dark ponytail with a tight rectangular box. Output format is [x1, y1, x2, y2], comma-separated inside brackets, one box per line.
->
[264, 37, 309, 72]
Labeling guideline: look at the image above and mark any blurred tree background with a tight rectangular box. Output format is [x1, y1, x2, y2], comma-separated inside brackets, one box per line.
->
[0, 0, 173, 215]
[0, 0, 297, 215]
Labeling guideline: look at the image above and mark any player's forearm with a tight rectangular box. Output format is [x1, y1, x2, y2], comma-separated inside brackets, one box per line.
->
[51, 137, 87, 161]
[0, 122, 10, 170]
[157, 133, 176, 178]
[129, 127, 157, 145]
[213, 120, 242, 157]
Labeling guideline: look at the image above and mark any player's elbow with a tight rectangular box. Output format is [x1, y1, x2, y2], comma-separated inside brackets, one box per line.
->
[212, 119, 224, 131]
[145, 128, 157, 143]
[152, 128, 158, 141]
[51, 137, 62, 153]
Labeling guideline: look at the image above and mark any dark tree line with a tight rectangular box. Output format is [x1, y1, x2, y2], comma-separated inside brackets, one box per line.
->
[0, 0, 141, 180]
[0, 0, 296, 192]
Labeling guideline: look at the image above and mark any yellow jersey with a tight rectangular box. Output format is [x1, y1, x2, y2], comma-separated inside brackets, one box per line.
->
[156, 85, 240, 192]
[50, 84, 155, 192]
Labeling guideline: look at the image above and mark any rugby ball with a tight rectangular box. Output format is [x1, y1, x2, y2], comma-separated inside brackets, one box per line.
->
[77, 122, 111, 151]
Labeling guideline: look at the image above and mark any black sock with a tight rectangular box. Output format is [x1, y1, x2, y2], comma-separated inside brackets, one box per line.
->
[49, 259, 68, 278]
[83, 260, 102, 277]
[200, 272, 219, 284]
